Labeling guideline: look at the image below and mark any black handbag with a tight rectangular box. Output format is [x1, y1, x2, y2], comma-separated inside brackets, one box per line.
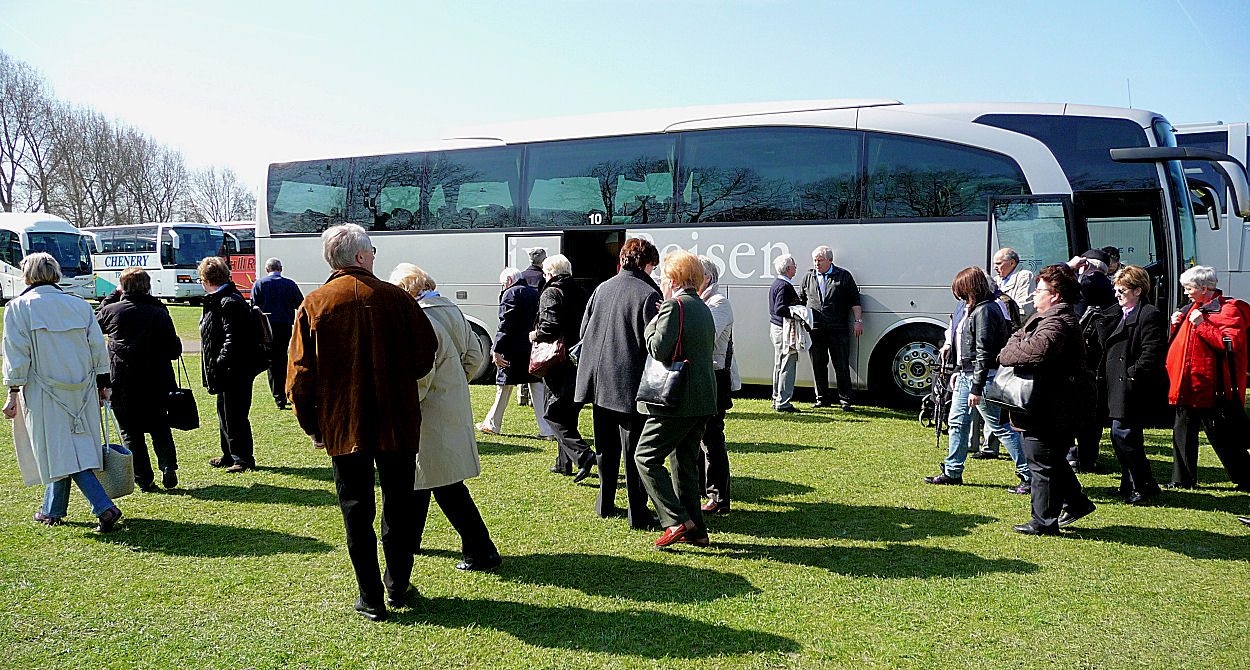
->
[983, 365, 1035, 414]
[168, 355, 199, 431]
[636, 298, 688, 407]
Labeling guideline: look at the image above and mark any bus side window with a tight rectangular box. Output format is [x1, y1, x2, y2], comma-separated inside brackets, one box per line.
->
[0, 231, 20, 267]
[161, 230, 177, 266]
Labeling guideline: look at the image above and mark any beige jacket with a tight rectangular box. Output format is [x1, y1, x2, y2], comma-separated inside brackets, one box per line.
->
[415, 295, 484, 489]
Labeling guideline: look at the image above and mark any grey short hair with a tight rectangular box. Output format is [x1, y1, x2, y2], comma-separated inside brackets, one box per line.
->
[1180, 265, 1218, 289]
[542, 254, 572, 277]
[22, 252, 60, 284]
[321, 224, 372, 270]
[773, 253, 796, 275]
[812, 245, 833, 261]
[498, 266, 523, 287]
[699, 255, 720, 286]
[264, 257, 282, 272]
[996, 247, 1020, 263]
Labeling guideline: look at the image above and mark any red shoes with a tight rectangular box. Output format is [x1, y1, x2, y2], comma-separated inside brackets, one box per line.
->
[655, 522, 710, 547]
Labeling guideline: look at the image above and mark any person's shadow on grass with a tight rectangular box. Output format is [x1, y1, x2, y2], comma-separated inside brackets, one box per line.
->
[712, 541, 1041, 579]
[391, 597, 801, 657]
[170, 483, 338, 507]
[721, 501, 995, 541]
[91, 518, 334, 556]
[1067, 524, 1250, 561]
[492, 552, 759, 602]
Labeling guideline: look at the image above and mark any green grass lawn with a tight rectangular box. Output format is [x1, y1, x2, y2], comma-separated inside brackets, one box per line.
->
[0, 306, 1247, 668]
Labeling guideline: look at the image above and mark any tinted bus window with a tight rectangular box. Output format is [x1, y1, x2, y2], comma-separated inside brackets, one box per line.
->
[349, 152, 428, 231]
[525, 135, 674, 227]
[423, 146, 520, 230]
[975, 114, 1156, 191]
[677, 127, 860, 223]
[864, 133, 1028, 218]
[268, 159, 350, 233]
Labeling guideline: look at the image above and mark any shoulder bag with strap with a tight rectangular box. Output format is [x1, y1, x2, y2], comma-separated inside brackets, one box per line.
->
[636, 297, 688, 407]
[529, 287, 568, 377]
[167, 355, 200, 431]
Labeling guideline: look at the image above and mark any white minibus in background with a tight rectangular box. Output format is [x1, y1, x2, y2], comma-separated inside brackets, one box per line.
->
[86, 222, 228, 301]
[1176, 121, 1250, 298]
[0, 213, 95, 301]
[257, 99, 1241, 403]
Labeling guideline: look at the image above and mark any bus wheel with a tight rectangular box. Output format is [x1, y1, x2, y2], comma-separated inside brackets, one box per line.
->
[468, 323, 496, 385]
[870, 326, 944, 407]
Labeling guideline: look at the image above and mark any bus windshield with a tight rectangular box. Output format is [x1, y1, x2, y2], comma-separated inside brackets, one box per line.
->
[1153, 119, 1199, 268]
[28, 232, 93, 277]
[167, 226, 226, 269]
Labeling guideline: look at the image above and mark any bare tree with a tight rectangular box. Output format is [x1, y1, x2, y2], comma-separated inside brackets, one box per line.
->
[0, 51, 58, 212]
[188, 165, 255, 222]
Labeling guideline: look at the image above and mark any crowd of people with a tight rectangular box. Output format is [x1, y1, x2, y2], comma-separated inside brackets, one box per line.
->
[5, 227, 1249, 621]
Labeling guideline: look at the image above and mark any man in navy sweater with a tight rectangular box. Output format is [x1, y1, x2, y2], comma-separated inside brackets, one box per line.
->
[768, 253, 801, 413]
[251, 258, 304, 409]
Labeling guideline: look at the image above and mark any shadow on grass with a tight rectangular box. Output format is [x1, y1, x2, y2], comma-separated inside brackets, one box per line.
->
[731, 475, 817, 503]
[258, 465, 335, 482]
[1071, 524, 1250, 560]
[477, 439, 542, 456]
[171, 483, 338, 507]
[730, 411, 866, 424]
[714, 541, 1040, 578]
[495, 553, 758, 602]
[1086, 486, 1249, 513]
[399, 597, 800, 657]
[92, 518, 333, 556]
[726, 440, 818, 455]
[720, 502, 995, 541]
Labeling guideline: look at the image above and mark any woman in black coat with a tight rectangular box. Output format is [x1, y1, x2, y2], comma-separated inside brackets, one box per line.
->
[476, 267, 551, 438]
[575, 238, 662, 529]
[97, 268, 183, 491]
[531, 254, 594, 480]
[1097, 265, 1166, 503]
[199, 257, 264, 473]
[998, 263, 1096, 535]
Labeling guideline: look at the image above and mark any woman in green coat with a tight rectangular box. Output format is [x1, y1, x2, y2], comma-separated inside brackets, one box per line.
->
[634, 250, 717, 548]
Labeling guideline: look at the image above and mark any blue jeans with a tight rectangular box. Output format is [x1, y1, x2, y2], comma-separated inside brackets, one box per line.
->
[945, 372, 1028, 479]
[41, 470, 115, 518]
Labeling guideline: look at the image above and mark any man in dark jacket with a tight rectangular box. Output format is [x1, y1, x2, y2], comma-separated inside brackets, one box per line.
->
[198, 256, 264, 473]
[769, 254, 801, 413]
[575, 238, 661, 529]
[97, 267, 183, 491]
[797, 245, 862, 410]
[1068, 249, 1117, 470]
[287, 224, 436, 622]
[251, 257, 303, 409]
[519, 247, 547, 291]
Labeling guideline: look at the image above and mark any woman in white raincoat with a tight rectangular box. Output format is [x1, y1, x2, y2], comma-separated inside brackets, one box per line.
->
[3, 253, 121, 532]
[390, 263, 500, 572]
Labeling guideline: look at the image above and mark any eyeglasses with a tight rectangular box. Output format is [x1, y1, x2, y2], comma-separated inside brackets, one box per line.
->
[1031, 287, 1051, 296]
[1113, 286, 1132, 294]
[371, 247, 377, 254]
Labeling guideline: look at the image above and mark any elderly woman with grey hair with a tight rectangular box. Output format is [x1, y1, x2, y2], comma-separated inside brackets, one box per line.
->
[1165, 264, 1250, 490]
[3, 253, 121, 531]
[697, 255, 741, 514]
[767, 253, 800, 412]
[476, 267, 552, 439]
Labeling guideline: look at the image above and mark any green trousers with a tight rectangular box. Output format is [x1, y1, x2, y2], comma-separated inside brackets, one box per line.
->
[634, 414, 711, 535]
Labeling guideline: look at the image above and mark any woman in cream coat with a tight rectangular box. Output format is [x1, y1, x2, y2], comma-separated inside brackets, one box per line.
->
[3, 253, 122, 532]
[390, 263, 501, 572]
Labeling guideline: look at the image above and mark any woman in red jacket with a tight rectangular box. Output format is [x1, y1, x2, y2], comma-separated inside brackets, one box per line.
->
[1165, 265, 1250, 490]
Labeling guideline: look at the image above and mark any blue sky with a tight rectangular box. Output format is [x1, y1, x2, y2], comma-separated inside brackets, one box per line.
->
[2, 0, 1247, 190]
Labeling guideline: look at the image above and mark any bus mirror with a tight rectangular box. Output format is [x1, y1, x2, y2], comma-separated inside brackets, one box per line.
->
[1111, 147, 1250, 220]
[168, 229, 181, 249]
[1188, 181, 1222, 231]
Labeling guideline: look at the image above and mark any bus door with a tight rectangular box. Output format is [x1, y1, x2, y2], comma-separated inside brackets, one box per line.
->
[1073, 189, 1171, 312]
[563, 228, 624, 295]
[506, 233, 562, 274]
[987, 195, 1082, 279]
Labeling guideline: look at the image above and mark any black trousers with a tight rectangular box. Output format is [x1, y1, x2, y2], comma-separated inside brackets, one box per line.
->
[809, 329, 853, 404]
[413, 481, 497, 560]
[1172, 405, 1250, 488]
[592, 405, 652, 528]
[1022, 428, 1092, 533]
[112, 404, 177, 485]
[331, 449, 416, 605]
[1068, 422, 1102, 470]
[543, 362, 593, 471]
[1109, 419, 1159, 495]
[699, 367, 732, 505]
[215, 379, 254, 468]
[266, 322, 293, 405]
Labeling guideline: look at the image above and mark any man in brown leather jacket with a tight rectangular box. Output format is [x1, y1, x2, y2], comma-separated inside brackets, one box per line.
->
[287, 223, 436, 621]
